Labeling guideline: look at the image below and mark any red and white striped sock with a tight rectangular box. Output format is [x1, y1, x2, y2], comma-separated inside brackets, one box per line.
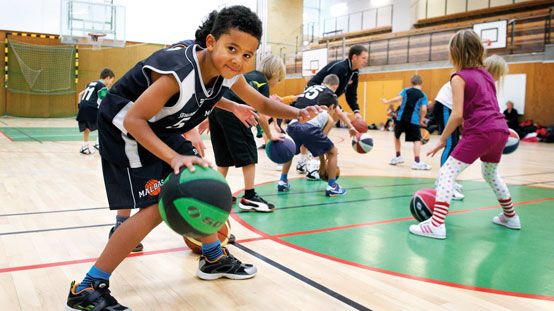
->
[499, 198, 516, 218]
[430, 201, 449, 227]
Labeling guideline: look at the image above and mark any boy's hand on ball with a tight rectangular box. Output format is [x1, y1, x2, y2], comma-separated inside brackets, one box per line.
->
[171, 155, 211, 174]
[270, 131, 284, 141]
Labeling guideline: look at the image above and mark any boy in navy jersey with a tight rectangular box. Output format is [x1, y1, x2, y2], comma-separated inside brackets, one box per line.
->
[278, 74, 357, 197]
[76, 68, 115, 154]
[65, 6, 320, 311]
[382, 75, 431, 170]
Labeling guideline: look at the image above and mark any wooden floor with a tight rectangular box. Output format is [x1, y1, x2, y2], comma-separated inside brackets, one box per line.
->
[1, 116, 553, 311]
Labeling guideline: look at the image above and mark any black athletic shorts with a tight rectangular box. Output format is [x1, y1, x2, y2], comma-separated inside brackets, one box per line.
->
[76, 103, 98, 132]
[394, 120, 421, 142]
[286, 121, 334, 157]
[209, 107, 257, 168]
[78, 121, 98, 132]
[102, 135, 198, 210]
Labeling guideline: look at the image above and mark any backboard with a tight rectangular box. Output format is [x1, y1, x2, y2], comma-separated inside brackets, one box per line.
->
[60, 0, 126, 48]
[473, 20, 507, 49]
[302, 48, 328, 77]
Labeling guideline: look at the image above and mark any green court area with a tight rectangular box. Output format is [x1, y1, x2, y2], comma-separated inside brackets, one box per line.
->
[0, 127, 211, 142]
[234, 176, 554, 299]
[0, 127, 96, 141]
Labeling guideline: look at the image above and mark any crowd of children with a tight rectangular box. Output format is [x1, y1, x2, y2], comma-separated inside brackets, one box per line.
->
[68, 4, 521, 308]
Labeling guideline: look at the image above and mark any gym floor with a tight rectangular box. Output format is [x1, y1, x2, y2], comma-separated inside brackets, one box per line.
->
[1, 116, 553, 310]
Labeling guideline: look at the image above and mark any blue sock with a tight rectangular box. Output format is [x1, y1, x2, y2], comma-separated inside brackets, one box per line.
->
[201, 240, 224, 262]
[115, 215, 129, 230]
[280, 174, 288, 182]
[76, 265, 111, 292]
[328, 178, 337, 187]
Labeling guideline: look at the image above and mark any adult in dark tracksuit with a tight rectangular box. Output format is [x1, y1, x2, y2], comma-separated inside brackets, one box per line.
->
[306, 44, 368, 120]
[433, 81, 464, 200]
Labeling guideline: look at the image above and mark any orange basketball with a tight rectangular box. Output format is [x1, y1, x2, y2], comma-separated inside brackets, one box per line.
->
[183, 219, 231, 254]
[351, 119, 368, 133]
[421, 128, 430, 145]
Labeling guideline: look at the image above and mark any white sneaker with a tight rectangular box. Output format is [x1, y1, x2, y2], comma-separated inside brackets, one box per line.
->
[412, 161, 431, 170]
[296, 160, 307, 174]
[389, 156, 405, 165]
[275, 164, 283, 171]
[452, 188, 464, 200]
[493, 213, 521, 229]
[454, 183, 463, 191]
[306, 169, 320, 181]
[409, 219, 446, 239]
[79, 145, 93, 155]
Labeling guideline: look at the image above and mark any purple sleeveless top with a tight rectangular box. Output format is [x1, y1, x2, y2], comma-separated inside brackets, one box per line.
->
[452, 67, 509, 135]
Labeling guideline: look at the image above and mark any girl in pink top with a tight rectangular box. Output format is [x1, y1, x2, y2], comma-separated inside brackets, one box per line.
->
[410, 30, 520, 239]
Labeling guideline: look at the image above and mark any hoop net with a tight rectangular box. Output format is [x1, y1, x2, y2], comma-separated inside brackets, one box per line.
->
[88, 32, 107, 50]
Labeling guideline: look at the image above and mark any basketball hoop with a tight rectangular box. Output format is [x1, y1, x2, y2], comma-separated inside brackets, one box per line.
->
[88, 32, 106, 50]
[484, 39, 492, 48]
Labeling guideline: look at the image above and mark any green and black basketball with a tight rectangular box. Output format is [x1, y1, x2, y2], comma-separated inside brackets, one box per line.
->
[159, 165, 232, 238]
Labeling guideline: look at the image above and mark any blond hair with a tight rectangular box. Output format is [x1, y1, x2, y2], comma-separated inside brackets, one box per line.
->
[259, 55, 285, 83]
[449, 29, 485, 70]
[484, 54, 508, 81]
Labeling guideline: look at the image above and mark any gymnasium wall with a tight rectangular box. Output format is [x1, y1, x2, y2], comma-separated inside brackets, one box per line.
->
[267, 0, 303, 58]
[279, 62, 554, 126]
[416, 0, 538, 19]
[0, 30, 6, 115]
[0, 29, 164, 117]
[3, 32, 75, 117]
[76, 44, 164, 103]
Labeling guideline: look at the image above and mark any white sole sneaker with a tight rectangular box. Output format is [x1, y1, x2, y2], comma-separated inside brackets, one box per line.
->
[409, 219, 446, 239]
[238, 197, 274, 213]
[411, 162, 431, 170]
[389, 156, 405, 165]
[493, 213, 521, 229]
[452, 189, 464, 200]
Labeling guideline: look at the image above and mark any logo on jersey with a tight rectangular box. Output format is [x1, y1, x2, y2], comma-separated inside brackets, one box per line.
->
[139, 179, 164, 198]
[249, 81, 266, 90]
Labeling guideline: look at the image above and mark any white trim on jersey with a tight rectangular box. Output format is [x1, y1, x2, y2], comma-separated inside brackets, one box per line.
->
[190, 47, 214, 98]
[122, 133, 142, 168]
[112, 101, 134, 135]
[143, 66, 195, 123]
[224, 75, 240, 88]
[126, 167, 138, 208]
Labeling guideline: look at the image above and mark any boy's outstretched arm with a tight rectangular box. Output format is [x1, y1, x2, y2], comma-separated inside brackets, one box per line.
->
[230, 75, 321, 123]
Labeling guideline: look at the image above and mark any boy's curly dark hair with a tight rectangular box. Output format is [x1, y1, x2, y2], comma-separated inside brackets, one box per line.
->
[195, 5, 262, 47]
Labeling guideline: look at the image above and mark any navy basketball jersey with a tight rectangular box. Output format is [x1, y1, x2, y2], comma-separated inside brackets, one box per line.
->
[294, 85, 338, 109]
[98, 44, 239, 168]
[79, 80, 107, 109]
[396, 88, 427, 125]
[224, 70, 269, 105]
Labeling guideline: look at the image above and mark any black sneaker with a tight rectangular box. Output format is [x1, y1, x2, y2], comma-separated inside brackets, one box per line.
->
[238, 195, 275, 212]
[109, 226, 144, 252]
[65, 280, 130, 311]
[228, 233, 236, 244]
[79, 145, 92, 155]
[196, 248, 257, 280]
